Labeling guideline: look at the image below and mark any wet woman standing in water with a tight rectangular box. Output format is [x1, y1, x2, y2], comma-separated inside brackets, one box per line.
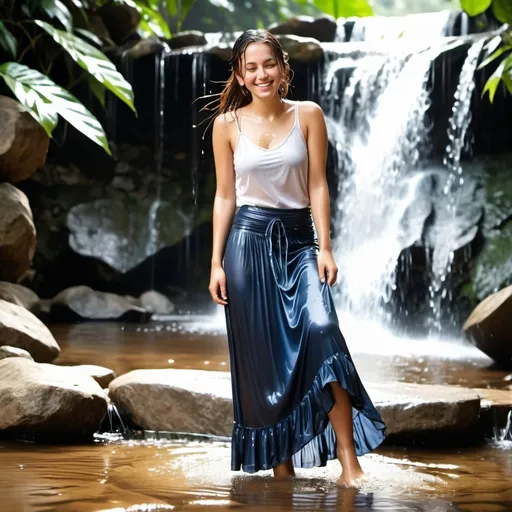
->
[208, 29, 385, 487]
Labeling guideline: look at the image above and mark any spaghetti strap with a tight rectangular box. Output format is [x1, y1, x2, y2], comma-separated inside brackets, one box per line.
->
[234, 111, 242, 133]
[294, 102, 299, 124]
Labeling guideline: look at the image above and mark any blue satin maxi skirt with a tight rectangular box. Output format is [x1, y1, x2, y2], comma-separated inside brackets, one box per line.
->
[223, 205, 386, 473]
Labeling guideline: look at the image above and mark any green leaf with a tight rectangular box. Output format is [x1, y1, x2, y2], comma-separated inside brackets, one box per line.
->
[0, 62, 111, 155]
[88, 75, 106, 108]
[492, 0, 512, 24]
[478, 44, 512, 70]
[482, 58, 506, 103]
[0, 21, 18, 59]
[75, 28, 103, 47]
[460, 0, 492, 16]
[313, 0, 373, 18]
[36, 21, 136, 112]
[502, 71, 512, 95]
[41, 0, 73, 32]
[179, 0, 196, 22]
[166, 0, 177, 16]
[123, 0, 172, 38]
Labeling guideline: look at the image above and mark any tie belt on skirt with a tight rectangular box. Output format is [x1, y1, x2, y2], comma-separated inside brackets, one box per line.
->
[231, 205, 316, 288]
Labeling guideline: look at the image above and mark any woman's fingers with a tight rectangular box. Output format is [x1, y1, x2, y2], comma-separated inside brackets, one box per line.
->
[209, 280, 228, 305]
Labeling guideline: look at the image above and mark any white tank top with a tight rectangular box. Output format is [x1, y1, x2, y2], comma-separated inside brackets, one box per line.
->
[233, 102, 309, 209]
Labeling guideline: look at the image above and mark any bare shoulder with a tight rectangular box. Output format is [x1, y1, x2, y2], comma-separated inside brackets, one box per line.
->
[296, 100, 324, 118]
[214, 111, 237, 129]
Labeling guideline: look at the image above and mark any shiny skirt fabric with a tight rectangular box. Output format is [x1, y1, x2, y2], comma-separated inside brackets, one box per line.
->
[223, 205, 386, 473]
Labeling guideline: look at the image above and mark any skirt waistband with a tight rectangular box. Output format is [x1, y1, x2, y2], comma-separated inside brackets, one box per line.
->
[232, 206, 315, 289]
[233, 205, 314, 235]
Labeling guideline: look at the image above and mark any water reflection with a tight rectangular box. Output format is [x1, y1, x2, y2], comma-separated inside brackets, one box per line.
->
[50, 321, 508, 390]
[1, 439, 511, 511]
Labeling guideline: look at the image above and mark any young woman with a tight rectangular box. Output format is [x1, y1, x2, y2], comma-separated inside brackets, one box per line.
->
[208, 29, 386, 487]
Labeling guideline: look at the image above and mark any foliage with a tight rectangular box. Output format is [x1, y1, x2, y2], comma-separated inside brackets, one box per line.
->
[0, 0, 196, 154]
[460, 0, 512, 101]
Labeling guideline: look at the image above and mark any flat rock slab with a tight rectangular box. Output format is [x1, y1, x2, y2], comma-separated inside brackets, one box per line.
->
[0, 358, 107, 439]
[471, 388, 512, 411]
[109, 369, 232, 436]
[55, 364, 116, 389]
[109, 369, 482, 439]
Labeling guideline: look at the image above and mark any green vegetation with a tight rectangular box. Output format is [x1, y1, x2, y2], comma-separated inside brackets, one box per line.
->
[460, 0, 512, 100]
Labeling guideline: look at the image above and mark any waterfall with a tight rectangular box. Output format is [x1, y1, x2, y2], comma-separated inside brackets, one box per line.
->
[324, 44, 437, 324]
[325, 37, 485, 330]
[426, 39, 486, 332]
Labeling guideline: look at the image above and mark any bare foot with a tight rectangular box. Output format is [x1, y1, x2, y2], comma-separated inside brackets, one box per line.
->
[337, 470, 368, 488]
[336, 449, 368, 488]
[272, 459, 295, 479]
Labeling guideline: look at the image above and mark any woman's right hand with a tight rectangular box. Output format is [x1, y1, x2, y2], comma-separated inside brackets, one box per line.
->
[209, 264, 228, 305]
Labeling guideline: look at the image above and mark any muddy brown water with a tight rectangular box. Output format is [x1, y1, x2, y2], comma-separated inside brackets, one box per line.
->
[1, 321, 511, 512]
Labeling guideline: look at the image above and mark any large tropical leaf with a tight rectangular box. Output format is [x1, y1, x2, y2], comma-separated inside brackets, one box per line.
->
[41, 0, 73, 31]
[0, 62, 111, 154]
[123, 0, 171, 38]
[492, 0, 512, 24]
[460, 0, 492, 16]
[36, 20, 136, 112]
[0, 21, 18, 59]
[313, 0, 373, 18]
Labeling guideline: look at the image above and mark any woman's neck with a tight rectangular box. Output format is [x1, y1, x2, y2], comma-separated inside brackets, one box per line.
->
[247, 95, 286, 120]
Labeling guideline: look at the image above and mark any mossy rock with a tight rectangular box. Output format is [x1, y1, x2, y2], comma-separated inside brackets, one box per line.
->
[465, 220, 512, 302]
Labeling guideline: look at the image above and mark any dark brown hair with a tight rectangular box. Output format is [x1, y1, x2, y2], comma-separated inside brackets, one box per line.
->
[217, 29, 293, 116]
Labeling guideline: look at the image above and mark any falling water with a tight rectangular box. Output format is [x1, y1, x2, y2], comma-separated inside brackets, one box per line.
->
[426, 39, 485, 333]
[324, 43, 438, 324]
[346, 11, 453, 42]
[147, 44, 170, 288]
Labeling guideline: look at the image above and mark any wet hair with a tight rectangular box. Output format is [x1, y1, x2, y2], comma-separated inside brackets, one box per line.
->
[214, 29, 293, 116]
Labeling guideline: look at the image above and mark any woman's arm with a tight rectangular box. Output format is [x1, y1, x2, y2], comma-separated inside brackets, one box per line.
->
[303, 102, 338, 286]
[209, 113, 237, 304]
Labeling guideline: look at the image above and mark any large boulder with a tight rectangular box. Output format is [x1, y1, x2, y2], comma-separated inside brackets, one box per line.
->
[50, 286, 146, 321]
[109, 369, 481, 439]
[67, 198, 193, 273]
[168, 30, 207, 50]
[109, 369, 233, 435]
[139, 290, 175, 315]
[0, 358, 107, 439]
[269, 15, 337, 42]
[463, 285, 512, 368]
[54, 364, 116, 389]
[276, 35, 323, 62]
[0, 96, 49, 183]
[0, 183, 36, 282]
[0, 299, 60, 362]
[0, 282, 40, 315]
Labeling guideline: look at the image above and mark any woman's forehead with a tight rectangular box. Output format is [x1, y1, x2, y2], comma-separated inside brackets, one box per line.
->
[243, 42, 274, 63]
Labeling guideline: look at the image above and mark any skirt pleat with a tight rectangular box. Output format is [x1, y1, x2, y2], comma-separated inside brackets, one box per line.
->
[223, 205, 386, 473]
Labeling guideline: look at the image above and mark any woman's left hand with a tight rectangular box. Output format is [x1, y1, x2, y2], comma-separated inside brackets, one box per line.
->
[318, 249, 338, 286]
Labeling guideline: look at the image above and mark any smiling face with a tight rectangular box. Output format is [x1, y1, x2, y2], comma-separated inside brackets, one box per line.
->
[237, 42, 282, 100]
